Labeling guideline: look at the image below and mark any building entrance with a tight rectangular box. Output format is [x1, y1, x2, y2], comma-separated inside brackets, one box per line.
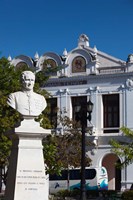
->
[102, 153, 121, 190]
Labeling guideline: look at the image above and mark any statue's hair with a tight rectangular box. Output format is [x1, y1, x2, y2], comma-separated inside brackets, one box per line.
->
[20, 71, 35, 82]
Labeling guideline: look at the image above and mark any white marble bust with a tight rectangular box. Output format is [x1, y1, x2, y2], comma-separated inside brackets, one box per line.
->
[7, 71, 47, 116]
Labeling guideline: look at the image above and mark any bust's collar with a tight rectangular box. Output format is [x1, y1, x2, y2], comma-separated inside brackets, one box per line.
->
[22, 90, 33, 97]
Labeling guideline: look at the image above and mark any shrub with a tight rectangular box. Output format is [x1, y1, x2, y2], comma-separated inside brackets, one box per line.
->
[121, 190, 133, 200]
[55, 189, 80, 198]
[54, 189, 121, 199]
[86, 190, 99, 198]
[0, 194, 4, 200]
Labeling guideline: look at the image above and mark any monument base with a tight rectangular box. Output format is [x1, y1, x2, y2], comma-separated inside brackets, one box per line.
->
[5, 118, 51, 200]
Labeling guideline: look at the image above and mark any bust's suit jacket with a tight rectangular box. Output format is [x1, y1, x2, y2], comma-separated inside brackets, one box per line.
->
[7, 91, 47, 116]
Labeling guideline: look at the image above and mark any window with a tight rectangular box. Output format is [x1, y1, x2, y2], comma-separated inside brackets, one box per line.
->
[49, 170, 67, 180]
[72, 56, 86, 73]
[70, 169, 81, 180]
[103, 94, 119, 133]
[72, 96, 87, 126]
[70, 169, 96, 180]
[49, 168, 96, 181]
[85, 169, 96, 180]
[16, 62, 28, 70]
[43, 59, 57, 76]
[46, 98, 57, 128]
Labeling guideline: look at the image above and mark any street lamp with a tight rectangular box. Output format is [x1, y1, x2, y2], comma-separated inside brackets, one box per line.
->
[75, 99, 94, 200]
[87, 99, 94, 122]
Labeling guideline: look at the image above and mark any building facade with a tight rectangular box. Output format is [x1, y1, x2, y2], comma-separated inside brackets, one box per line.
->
[9, 34, 133, 191]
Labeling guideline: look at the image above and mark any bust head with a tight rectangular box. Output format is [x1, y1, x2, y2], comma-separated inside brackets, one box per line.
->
[20, 71, 35, 91]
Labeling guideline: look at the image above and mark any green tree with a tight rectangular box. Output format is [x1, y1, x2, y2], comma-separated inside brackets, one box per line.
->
[43, 116, 92, 189]
[0, 134, 11, 192]
[110, 126, 133, 168]
[0, 57, 26, 192]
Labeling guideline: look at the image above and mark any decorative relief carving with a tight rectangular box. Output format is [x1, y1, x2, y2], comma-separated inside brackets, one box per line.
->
[43, 59, 57, 70]
[72, 56, 86, 73]
[126, 78, 133, 89]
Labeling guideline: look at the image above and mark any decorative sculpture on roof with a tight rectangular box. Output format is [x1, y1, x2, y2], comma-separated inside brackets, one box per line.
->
[78, 34, 89, 47]
[79, 34, 89, 42]
[127, 54, 133, 63]
[126, 78, 133, 89]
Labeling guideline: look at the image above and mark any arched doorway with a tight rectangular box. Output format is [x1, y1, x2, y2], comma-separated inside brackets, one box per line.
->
[102, 153, 121, 190]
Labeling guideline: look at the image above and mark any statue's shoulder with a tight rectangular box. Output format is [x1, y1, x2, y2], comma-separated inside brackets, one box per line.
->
[9, 91, 23, 97]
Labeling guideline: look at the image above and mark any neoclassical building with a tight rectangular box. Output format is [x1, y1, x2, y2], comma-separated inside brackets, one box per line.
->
[9, 34, 133, 191]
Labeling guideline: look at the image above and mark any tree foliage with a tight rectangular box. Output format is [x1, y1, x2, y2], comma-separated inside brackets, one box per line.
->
[110, 126, 133, 168]
[43, 116, 92, 175]
[0, 57, 28, 191]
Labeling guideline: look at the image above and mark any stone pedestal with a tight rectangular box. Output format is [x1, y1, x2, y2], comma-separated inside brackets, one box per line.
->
[5, 118, 51, 200]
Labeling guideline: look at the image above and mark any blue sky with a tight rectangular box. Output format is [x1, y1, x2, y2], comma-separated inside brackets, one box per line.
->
[0, 0, 133, 61]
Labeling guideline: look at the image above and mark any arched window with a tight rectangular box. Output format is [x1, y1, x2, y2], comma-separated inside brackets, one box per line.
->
[43, 59, 57, 76]
[72, 56, 86, 73]
[16, 62, 28, 70]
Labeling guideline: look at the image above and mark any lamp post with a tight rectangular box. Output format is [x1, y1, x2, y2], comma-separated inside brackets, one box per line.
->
[75, 99, 94, 200]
